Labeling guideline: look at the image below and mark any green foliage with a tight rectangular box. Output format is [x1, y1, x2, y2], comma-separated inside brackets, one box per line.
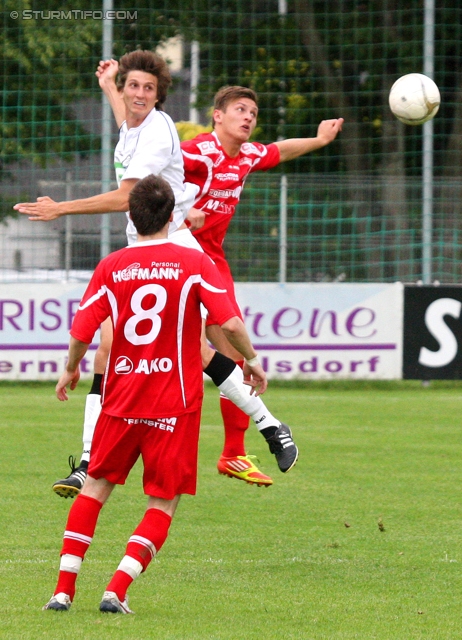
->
[1, 0, 103, 171]
[3, 1, 462, 178]
[3, 0, 462, 274]
[175, 120, 212, 141]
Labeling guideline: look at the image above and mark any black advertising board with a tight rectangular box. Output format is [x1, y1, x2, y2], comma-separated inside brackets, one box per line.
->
[403, 285, 462, 379]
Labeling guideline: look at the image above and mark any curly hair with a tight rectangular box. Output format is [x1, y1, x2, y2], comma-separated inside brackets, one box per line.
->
[117, 50, 171, 110]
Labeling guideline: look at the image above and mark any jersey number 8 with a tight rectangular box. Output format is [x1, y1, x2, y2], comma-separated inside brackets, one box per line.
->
[124, 284, 167, 346]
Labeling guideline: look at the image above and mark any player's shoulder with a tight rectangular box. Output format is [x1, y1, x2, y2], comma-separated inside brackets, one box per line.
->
[100, 245, 129, 263]
[138, 109, 176, 136]
[98, 245, 133, 271]
[181, 132, 217, 155]
[164, 242, 216, 270]
[166, 241, 207, 261]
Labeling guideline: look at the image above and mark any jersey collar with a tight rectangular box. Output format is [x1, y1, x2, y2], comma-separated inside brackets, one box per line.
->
[126, 238, 171, 248]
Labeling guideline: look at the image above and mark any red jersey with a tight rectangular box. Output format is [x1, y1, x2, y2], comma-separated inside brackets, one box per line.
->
[71, 239, 236, 418]
[181, 132, 280, 262]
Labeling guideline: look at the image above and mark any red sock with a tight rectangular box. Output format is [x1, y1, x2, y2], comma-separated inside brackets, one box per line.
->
[106, 508, 172, 601]
[106, 570, 133, 602]
[220, 361, 250, 457]
[54, 570, 79, 601]
[61, 494, 103, 556]
[54, 494, 103, 600]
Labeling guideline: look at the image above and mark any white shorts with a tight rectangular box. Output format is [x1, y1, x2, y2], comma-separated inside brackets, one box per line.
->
[168, 227, 204, 252]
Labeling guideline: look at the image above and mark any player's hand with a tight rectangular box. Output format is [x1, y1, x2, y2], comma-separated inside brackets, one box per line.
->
[14, 196, 62, 221]
[56, 367, 81, 401]
[186, 207, 206, 230]
[95, 58, 119, 90]
[243, 362, 268, 396]
[316, 118, 344, 146]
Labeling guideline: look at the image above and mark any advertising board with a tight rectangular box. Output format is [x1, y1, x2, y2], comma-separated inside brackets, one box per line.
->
[0, 282, 404, 381]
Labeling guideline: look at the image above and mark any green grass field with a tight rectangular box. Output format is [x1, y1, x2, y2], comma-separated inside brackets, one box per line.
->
[1, 380, 462, 640]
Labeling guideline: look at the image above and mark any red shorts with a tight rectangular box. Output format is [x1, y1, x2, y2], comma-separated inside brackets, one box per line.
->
[206, 256, 242, 326]
[88, 409, 201, 500]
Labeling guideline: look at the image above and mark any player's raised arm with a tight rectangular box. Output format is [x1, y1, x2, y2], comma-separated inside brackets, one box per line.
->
[96, 58, 125, 128]
[275, 117, 344, 163]
[13, 178, 136, 221]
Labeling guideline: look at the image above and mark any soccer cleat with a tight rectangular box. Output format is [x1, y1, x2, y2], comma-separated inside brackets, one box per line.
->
[42, 592, 72, 611]
[217, 454, 273, 487]
[265, 423, 299, 473]
[52, 455, 88, 499]
[99, 591, 134, 614]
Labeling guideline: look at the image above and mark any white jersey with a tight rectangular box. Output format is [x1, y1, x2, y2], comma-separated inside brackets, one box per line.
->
[114, 108, 199, 244]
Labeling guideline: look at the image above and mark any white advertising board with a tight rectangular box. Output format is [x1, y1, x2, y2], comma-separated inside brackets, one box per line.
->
[0, 282, 403, 380]
[0, 283, 94, 380]
[236, 282, 403, 380]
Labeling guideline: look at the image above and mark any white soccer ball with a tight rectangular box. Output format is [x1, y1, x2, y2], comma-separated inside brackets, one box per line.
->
[388, 73, 440, 126]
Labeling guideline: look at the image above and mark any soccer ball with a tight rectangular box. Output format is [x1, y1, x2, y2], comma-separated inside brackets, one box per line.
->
[388, 73, 440, 126]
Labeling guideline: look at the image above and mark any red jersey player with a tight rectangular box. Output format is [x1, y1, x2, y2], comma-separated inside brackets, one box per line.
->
[43, 174, 268, 614]
[183, 86, 343, 481]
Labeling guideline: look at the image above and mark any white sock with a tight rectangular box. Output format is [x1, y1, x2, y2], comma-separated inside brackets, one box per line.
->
[81, 394, 101, 461]
[117, 555, 143, 580]
[217, 366, 281, 431]
[60, 554, 82, 574]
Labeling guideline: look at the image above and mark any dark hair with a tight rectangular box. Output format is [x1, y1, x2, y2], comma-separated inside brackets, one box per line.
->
[128, 175, 175, 236]
[212, 85, 258, 127]
[117, 50, 171, 110]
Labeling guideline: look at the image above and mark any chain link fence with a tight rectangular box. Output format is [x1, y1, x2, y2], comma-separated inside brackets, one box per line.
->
[2, 1, 461, 283]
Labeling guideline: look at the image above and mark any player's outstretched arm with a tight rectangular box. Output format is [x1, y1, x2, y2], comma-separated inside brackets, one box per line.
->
[275, 117, 344, 162]
[56, 337, 89, 401]
[96, 58, 125, 128]
[221, 316, 267, 396]
[13, 178, 136, 221]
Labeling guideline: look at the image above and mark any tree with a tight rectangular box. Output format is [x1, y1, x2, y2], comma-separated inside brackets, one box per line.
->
[0, 2, 106, 165]
[4, 1, 462, 280]
[1, 1, 102, 220]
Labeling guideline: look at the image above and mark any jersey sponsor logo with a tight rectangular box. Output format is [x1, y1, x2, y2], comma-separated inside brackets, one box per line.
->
[203, 199, 236, 215]
[151, 261, 181, 268]
[124, 416, 177, 432]
[239, 157, 253, 167]
[114, 159, 129, 186]
[209, 187, 242, 199]
[241, 142, 266, 156]
[115, 356, 134, 374]
[134, 358, 173, 374]
[215, 172, 240, 181]
[112, 262, 180, 283]
[197, 140, 218, 155]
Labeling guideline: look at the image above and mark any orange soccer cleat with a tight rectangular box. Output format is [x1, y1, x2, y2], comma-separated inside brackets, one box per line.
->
[217, 455, 273, 487]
